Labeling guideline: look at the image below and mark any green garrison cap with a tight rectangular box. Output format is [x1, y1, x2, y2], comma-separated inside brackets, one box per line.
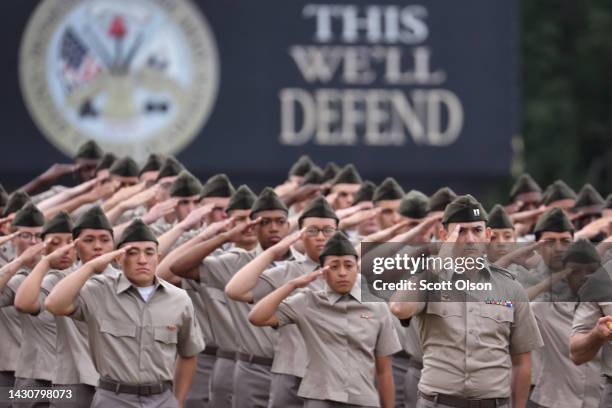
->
[331, 164, 362, 185]
[509, 174, 542, 200]
[442, 194, 488, 225]
[227, 185, 257, 213]
[155, 157, 184, 181]
[95, 153, 117, 173]
[250, 187, 288, 218]
[109, 157, 139, 178]
[298, 196, 339, 226]
[75, 140, 103, 160]
[301, 167, 324, 185]
[399, 190, 429, 219]
[289, 155, 314, 177]
[12, 203, 45, 227]
[115, 219, 158, 248]
[169, 171, 202, 197]
[321, 162, 340, 183]
[353, 181, 376, 204]
[72, 206, 113, 239]
[563, 239, 600, 265]
[319, 231, 358, 265]
[372, 177, 404, 202]
[0, 184, 8, 207]
[573, 184, 605, 212]
[139, 154, 164, 176]
[201, 174, 235, 198]
[41, 211, 73, 239]
[428, 187, 458, 212]
[487, 204, 514, 229]
[542, 180, 576, 205]
[2, 191, 31, 217]
[534, 207, 574, 239]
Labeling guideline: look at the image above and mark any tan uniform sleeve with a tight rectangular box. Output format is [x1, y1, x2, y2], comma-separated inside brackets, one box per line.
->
[375, 306, 402, 357]
[177, 295, 206, 357]
[69, 278, 102, 322]
[572, 301, 603, 334]
[276, 290, 309, 327]
[509, 285, 544, 354]
[199, 252, 241, 290]
[0, 274, 26, 308]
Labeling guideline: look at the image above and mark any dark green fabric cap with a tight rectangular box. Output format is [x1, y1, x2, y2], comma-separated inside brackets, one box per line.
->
[169, 171, 202, 197]
[95, 153, 117, 172]
[0, 184, 8, 207]
[227, 185, 257, 213]
[155, 157, 184, 181]
[321, 162, 340, 182]
[72, 206, 113, 239]
[428, 187, 458, 212]
[250, 187, 288, 218]
[605, 194, 612, 210]
[12, 203, 45, 227]
[116, 219, 158, 249]
[201, 174, 235, 198]
[139, 154, 164, 176]
[542, 180, 576, 205]
[442, 194, 488, 225]
[510, 174, 542, 199]
[353, 181, 376, 204]
[75, 140, 103, 160]
[298, 196, 339, 226]
[573, 184, 605, 210]
[373, 177, 404, 202]
[301, 167, 324, 185]
[399, 190, 429, 219]
[289, 155, 314, 177]
[563, 239, 600, 265]
[319, 231, 358, 265]
[331, 164, 362, 185]
[534, 207, 574, 238]
[109, 157, 139, 178]
[42, 211, 73, 238]
[2, 191, 31, 217]
[487, 204, 514, 229]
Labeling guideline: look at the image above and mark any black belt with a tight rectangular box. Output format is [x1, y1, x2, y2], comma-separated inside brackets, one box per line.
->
[216, 349, 236, 360]
[418, 391, 509, 408]
[606, 375, 612, 384]
[237, 352, 273, 367]
[98, 379, 172, 396]
[407, 359, 423, 370]
[202, 345, 218, 357]
[395, 350, 411, 360]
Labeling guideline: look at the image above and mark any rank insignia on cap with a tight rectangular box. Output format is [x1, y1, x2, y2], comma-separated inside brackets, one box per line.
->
[485, 298, 513, 308]
[473, 208, 480, 216]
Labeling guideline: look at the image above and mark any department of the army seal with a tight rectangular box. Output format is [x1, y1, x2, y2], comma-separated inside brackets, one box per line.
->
[19, 0, 220, 159]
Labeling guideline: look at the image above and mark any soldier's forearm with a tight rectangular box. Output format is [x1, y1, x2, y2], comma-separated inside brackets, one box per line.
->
[14, 258, 49, 314]
[174, 355, 197, 405]
[510, 352, 531, 408]
[0, 258, 24, 292]
[225, 248, 276, 302]
[248, 282, 295, 327]
[167, 234, 227, 280]
[45, 264, 94, 315]
[375, 356, 395, 408]
[570, 331, 606, 365]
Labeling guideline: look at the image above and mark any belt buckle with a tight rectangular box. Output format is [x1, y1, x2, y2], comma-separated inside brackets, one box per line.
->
[248, 354, 255, 364]
[467, 400, 481, 408]
[140, 385, 152, 396]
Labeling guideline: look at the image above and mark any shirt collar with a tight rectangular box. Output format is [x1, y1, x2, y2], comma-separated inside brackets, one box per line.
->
[325, 275, 362, 304]
[116, 272, 164, 295]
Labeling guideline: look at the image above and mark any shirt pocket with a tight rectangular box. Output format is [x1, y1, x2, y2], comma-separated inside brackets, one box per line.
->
[99, 319, 138, 365]
[153, 326, 179, 369]
[426, 302, 464, 318]
[479, 305, 514, 323]
[477, 305, 513, 343]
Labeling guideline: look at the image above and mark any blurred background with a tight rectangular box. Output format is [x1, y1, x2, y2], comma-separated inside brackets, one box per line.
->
[1, 0, 609, 206]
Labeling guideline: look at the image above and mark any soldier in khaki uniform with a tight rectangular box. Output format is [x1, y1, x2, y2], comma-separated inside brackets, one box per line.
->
[45, 219, 205, 408]
[163, 187, 296, 408]
[15, 206, 120, 407]
[390, 195, 544, 408]
[0, 203, 45, 406]
[572, 184, 605, 232]
[249, 231, 401, 408]
[425, 187, 457, 243]
[529, 239, 603, 408]
[0, 185, 8, 218]
[226, 196, 341, 408]
[508, 174, 543, 213]
[373, 178, 405, 230]
[328, 165, 362, 210]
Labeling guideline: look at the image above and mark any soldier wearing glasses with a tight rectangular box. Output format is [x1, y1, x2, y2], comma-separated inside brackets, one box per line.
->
[226, 196, 339, 408]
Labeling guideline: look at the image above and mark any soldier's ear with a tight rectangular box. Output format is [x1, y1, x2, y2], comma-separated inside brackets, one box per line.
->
[485, 227, 492, 241]
[438, 225, 447, 241]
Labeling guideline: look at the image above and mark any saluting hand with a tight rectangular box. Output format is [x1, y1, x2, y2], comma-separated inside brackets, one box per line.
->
[224, 217, 263, 242]
[0, 231, 19, 247]
[595, 316, 612, 341]
[179, 202, 216, 231]
[16, 242, 45, 265]
[142, 198, 178, 224]
[86, 246, 131, 274]
[43, 239, 78, 266]
[271, 228, 305, 260]
[289, 267, 326, 289]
